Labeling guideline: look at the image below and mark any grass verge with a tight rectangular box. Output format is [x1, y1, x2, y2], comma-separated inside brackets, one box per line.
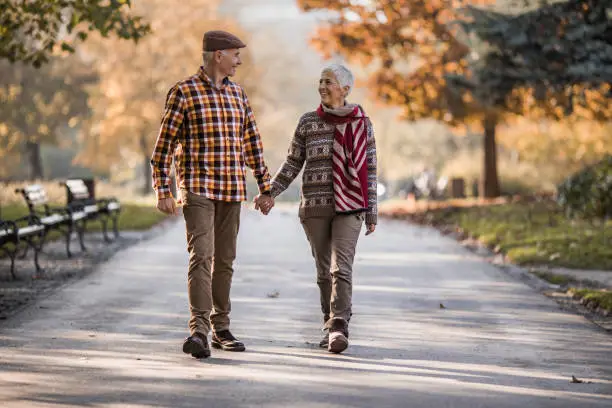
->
[568, 288, 612, 313]
[380, 199, 612, 270]
[531, 270, 578, 286]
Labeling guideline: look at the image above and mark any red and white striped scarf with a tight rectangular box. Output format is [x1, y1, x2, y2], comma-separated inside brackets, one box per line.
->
[316, 104, 369, 213]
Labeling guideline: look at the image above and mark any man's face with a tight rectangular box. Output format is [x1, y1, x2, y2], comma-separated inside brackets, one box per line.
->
[217, 49, 242, 77]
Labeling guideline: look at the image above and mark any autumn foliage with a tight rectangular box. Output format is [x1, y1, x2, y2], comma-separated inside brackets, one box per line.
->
[298, 0, 612, 198]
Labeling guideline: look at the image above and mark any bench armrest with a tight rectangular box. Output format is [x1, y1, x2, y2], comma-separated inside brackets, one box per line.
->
[47, 206, 72, 217]
[0, 220, 18, 235]
[67, 202, 87, 212]
[97, 197, 119, 205]
[13, 214, 43, 227]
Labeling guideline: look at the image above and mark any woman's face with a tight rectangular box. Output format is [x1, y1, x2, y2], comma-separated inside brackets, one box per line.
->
[319, 70, 347, 107]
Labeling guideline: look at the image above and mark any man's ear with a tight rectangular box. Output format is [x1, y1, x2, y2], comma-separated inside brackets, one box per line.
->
[343, 86, 350, 97]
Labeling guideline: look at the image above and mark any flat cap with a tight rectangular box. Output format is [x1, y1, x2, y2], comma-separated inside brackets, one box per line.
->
[203, 30, 246, 52]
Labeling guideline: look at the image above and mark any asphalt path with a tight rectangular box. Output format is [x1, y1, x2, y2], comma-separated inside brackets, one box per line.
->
[1, 205, 611, 407]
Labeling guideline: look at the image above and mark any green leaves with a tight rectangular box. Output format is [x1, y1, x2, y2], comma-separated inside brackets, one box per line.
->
[60, 43, 75, 53]
[1, 0, 150, 68]
[298, 0, 487, 124]
[460, 0, 612, 119]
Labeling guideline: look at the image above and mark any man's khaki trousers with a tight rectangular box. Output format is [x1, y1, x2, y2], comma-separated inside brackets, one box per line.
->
[182, 190, 241, 336]
[301, 213, 363, 326]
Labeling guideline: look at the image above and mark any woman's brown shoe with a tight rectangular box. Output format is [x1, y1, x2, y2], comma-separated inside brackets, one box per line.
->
[327, 318, 349, 354]
[319, 329, 329, 348]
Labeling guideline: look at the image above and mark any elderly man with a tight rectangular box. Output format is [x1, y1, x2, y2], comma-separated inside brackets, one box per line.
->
[151, 30, 274, 359]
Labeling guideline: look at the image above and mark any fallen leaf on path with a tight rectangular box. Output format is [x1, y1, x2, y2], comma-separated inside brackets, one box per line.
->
[571, 375, 592, 384]
[267, 290, 280, 298]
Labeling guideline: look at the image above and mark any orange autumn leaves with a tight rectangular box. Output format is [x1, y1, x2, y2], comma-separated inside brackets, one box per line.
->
[297, 0, 493, 127]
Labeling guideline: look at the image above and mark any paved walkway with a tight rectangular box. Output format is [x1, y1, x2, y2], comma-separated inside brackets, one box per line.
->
[1, 206, 611, 407]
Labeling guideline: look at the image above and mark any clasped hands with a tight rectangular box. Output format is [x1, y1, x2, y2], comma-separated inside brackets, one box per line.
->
[156, 195, 274, 216]
[253, 194, 274, 215]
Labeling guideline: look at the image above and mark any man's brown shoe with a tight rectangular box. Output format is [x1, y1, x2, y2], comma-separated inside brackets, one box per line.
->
[182, 332, 211, 359]
[211, 330, 246, 352]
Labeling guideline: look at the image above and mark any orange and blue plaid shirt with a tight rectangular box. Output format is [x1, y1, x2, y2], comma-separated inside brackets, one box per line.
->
[151, 67, 271, 202]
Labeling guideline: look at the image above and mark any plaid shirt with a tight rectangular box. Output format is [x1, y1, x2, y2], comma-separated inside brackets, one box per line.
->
[151, 67, 271, 202]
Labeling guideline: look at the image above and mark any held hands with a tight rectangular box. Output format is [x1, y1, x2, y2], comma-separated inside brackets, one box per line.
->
[253, 194, 275, 215]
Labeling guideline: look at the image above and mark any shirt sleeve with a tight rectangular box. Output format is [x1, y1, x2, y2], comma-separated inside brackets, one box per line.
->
[242, 90, 271, 195]
[150, 85, 185, 200]
[365, 118, 378, 225]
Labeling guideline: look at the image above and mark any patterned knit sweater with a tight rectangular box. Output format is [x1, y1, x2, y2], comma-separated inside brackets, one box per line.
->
[271, 110, 378, 225]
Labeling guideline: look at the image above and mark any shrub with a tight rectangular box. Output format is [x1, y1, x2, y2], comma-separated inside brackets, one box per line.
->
[557, 155, 612, 220]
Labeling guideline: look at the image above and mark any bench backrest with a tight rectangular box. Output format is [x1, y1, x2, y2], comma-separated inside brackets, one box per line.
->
[65, 179, 91, 202]
[15, 185, 49, 212]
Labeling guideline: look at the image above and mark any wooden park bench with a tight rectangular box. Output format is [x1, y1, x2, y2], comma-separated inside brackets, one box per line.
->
[0, 210, 46, 279]
[62, 179, 121, 242]
[15, 184, 87, 258]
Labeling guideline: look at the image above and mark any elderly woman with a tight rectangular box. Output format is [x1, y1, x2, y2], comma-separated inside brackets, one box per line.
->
[256, 63, 377, 353]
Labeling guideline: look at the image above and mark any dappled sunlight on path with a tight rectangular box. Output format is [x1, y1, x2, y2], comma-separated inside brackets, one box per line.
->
[1, 207, 611, 407]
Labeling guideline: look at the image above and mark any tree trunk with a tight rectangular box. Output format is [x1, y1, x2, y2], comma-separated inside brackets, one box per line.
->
[26, 141, 44, 180]
[481, 113, 500, 198]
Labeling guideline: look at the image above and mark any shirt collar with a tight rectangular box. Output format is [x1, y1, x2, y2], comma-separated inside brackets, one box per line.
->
[198, 66, 229, 90]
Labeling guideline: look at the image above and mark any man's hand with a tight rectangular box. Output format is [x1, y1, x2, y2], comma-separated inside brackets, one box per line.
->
[157, 197, 178, 215]
[365, 223, 376, 236]
[253, 194, 274, 215]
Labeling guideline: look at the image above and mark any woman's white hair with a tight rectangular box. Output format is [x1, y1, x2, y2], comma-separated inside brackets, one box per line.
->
[322, 63, 354, 96]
